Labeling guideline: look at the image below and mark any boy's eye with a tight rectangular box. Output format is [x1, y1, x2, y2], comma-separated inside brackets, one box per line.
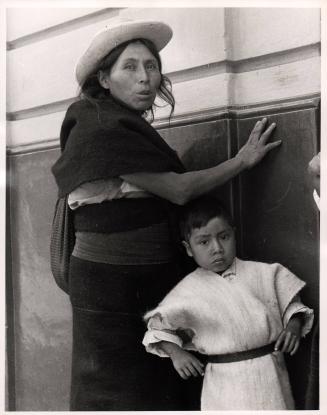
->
[220, 233, 230, 240]
[199, 240, 209, 245]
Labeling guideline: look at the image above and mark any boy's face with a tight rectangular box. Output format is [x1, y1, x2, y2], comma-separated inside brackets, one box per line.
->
[183, 216, 236, 274]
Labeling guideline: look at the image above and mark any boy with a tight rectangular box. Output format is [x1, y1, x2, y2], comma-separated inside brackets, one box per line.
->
[143, 196, 313, 410]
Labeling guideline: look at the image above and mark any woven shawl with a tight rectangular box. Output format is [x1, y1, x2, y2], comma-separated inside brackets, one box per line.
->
[52, 97, 185, 198]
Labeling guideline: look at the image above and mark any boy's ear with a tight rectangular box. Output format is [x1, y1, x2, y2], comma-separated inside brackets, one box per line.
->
[182, 240, 193, 258]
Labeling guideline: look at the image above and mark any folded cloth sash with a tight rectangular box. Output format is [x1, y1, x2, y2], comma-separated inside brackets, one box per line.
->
[206, 342, 275, 364]
[73, 221, 174, 265]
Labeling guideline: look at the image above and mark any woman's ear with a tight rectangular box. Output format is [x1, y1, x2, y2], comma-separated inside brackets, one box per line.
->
[182, 240, 193, 258]
[98, 70, 110, 89]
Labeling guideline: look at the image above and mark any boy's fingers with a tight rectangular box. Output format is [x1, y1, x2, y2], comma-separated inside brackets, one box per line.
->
[192, 357, 204, 367]
[274, 332, 285, 350]
[286, 337, 295, 353]
[183, 367, 192, 378]
[280, 334, 289, 352]
[178, 369, 187, 380]
[290, 340, 300, 356]
[281, 332, 292, 353]
[187, 365, 199, 377]
[192, 361, 204, 376]
[180, 369, 189, 379]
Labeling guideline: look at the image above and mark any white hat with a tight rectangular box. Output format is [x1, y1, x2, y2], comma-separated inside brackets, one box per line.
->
[75, 19, 173, 86]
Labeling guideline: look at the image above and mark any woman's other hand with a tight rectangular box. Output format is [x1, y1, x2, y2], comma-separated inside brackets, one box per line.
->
[236, 118, 282, 169]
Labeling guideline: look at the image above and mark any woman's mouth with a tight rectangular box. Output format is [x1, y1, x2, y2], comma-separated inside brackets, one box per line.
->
[137, 90, 151, 96]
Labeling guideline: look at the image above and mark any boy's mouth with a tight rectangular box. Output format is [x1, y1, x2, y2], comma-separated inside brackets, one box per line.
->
[212, 258, 225, 264]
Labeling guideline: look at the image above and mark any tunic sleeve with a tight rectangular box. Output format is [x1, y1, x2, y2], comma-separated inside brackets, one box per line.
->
[273, 263, 314, 336]
[282, 295, 314, 337]
[142, 313, 183, 358]
[273, 264, 305, 314]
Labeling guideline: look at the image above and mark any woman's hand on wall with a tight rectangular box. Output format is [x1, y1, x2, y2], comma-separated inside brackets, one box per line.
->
[236, 118, 282, 169]
[122, 119, 282, 205]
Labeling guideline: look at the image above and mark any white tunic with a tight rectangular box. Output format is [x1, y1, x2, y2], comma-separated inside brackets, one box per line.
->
[143, 258, 314, 410]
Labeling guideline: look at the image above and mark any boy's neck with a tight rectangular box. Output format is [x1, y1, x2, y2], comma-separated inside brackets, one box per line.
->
[208, 257, 237, 276]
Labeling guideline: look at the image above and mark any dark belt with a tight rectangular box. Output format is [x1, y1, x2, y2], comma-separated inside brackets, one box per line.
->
[207, 342, 276, 364]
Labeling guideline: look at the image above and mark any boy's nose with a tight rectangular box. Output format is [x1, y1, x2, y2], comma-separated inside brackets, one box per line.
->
[212, 239, 223, 253]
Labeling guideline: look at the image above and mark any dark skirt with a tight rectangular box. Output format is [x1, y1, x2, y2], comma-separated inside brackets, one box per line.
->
[69, 255, 202, 411]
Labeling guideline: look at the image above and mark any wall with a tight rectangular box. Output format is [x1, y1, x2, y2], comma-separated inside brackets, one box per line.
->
[6, 6, 320, 411]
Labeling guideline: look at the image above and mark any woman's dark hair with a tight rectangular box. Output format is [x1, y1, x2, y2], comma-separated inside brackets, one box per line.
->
[78, 38, 175, 121]
[179, 196, 235, 242]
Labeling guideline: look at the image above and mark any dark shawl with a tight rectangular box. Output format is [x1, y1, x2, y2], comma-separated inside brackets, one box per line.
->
[52, 97, 185, 197]
[51, 97, 186, 234]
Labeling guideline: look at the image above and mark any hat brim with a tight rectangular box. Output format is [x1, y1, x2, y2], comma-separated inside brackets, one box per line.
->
[76, 20, 173, 86]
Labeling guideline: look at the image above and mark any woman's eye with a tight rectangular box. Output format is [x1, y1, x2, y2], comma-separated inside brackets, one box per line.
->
[125, 64, 136, 70]
[199, 240, 208, 245]
[146, 62, 158, 71]
[220, 233, 230, 240]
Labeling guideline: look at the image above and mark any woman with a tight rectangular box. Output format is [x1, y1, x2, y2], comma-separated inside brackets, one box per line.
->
[52, 19, 281, 411]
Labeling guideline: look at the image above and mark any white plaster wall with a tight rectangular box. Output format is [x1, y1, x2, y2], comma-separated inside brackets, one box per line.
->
[119, 8, 227, 72]
[6, 8, 105, 40]
[232, 57, 321, 105]
[6, 7, 321, 148]
[7, 8, 226, 113]
[226, 8, 320, 60]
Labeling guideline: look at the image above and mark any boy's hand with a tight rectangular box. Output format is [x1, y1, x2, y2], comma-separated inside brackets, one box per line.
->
[274, 315, 302, 356]
[170, 347, 204, 380]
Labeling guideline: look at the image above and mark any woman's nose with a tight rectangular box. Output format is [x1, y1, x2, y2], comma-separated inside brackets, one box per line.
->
[137, 66, 149, 83]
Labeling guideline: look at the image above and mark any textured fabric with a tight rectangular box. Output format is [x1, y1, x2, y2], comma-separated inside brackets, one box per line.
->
[72, 221, 174, 265]
[51, 97, 185, 198]
[49, 195, 75, 293]
[68, 178, 151, 210]
[283, 294, 314, 335]
[143, 258, 314, 410]
[73, 197, 178, 234]
[69, 256, 201, 410]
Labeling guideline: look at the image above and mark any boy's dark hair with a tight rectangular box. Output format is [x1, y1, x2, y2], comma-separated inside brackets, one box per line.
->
[179, 196, 235, 242]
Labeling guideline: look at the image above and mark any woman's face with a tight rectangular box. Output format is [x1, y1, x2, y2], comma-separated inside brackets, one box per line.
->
[100, 41, 162, 111]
